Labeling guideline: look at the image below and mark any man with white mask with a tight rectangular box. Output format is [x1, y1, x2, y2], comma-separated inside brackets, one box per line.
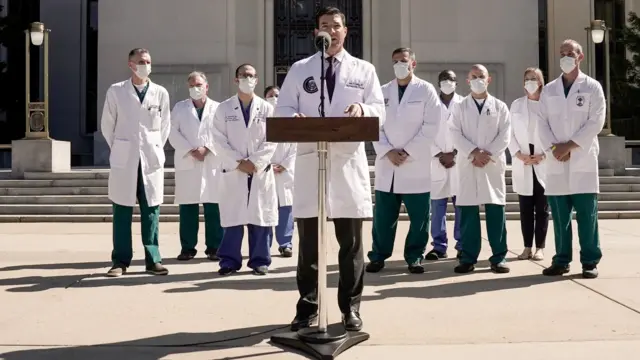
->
[169, 71, 223, 261]
[263, 84, 296, 257]
[537, 39, 604, 279]
[449, 64, 511, 275]
[210, 64, 278, 276]
[276, 6, 385, 332]
[366, 47, 441, 274]
[425, 69, 464, 261]
[101, 48, 171, 277]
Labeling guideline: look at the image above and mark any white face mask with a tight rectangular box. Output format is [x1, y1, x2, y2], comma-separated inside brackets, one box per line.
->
[524, 80, 539, 95]
[560, 56, 577, 74]
[134, 64, 151, 80]
[440, 80, 456, 95]
[470, 78, 488, 94]
[238, 78, 257, 94]
[393, 62, 411, 80]
[266, 97, 278, 106]
[189, 86, 205, 100]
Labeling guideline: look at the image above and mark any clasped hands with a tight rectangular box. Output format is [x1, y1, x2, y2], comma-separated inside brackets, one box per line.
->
[551, 141, 577, 162]
[190, 147, 208, 161]
[470, 148, 493, 168]
[386, 149, 408, 166]
[515, 151, 545, 165]
[237, 159, 257, 174]
[438, 151, 456, 169]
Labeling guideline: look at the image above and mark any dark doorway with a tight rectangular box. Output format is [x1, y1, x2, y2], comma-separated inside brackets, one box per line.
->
[274, 0, 363, 87]
[0, 0, 40, 146]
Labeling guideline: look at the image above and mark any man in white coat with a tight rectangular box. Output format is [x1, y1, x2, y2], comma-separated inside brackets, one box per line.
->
[537, 39, 604, 279]
[275, 6, 385, 332]
[169, 71, 223, 261]
[426, 70, 464, 261]
[449, 64, 511, 275]
[264, 85, 297, 258]
[211, 64, 278, 276]
[101, 48, 171, 277]
[366, 47, 441, 275]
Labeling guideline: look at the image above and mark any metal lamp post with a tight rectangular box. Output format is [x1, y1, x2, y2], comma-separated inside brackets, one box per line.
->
[588, 20, 613, 136]
[24, 21, 51, 139]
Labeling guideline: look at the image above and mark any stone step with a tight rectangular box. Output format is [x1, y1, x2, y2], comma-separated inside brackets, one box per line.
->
[3, 191, 640, 205]
[0, 210, 637, 223]
[0, 200, 639, 215]
[2, 183, 640, 196]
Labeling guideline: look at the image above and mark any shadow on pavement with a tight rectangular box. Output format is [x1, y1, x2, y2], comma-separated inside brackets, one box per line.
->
[0, 324, 300, 360]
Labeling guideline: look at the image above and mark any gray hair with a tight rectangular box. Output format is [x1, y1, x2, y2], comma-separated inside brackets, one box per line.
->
[187, 71, 208, 83]
[561, 39, 583, 54]
[128, 48, 149, 60]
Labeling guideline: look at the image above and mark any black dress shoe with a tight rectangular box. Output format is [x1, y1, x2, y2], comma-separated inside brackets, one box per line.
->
[342, 311, 362, 331]
[365, 261, 384, 273]
[542, 264, 570, 276]
[205, 248, 219, 261]
[454, 263, 475, 274]
[290, 313, 318, 331]
[425, 249, 448, 261]
[177, 250, 196, 261]
[491, 261, 510, 274]
[218, 267, 236, 276]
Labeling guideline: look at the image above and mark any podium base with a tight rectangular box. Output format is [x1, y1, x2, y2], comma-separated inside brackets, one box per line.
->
[270, 323, 369, 360]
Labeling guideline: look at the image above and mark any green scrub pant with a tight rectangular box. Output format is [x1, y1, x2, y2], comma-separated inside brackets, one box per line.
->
[547, 194, 601, 267]
[368, 190, 430, 265]
[111, 164, 162, 268]
[179, 203, 223, 253]
[459, 204, 508, 265]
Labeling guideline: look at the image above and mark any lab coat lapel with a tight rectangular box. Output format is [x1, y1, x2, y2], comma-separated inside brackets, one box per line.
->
[329, 52, 356, 114]
[127, 78, 145, 107]
[309, 54, 327, 116]
[399, 76, 418, 106]
[231, 96, 247, 128]
[141, 81, 157, 110]
[567, 71, 587, 97]
[389, 79, 400, 109]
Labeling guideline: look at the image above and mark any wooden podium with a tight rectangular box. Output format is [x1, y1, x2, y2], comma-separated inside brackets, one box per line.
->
[267, 116, 379, 360]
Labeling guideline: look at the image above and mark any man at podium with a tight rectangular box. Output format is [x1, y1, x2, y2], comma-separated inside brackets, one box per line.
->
[275, 6, 385, 332]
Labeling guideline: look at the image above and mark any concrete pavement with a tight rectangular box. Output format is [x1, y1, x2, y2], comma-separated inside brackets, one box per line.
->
[0, 220, 639, 359]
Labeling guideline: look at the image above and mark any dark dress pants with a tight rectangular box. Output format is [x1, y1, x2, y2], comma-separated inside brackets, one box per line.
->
[295, 217, 364, 317]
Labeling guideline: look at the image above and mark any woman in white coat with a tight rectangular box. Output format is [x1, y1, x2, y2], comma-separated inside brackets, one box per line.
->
[264, 85, 296, 258]
[169, 71, 224, 261]
[508, 67, 549, 261]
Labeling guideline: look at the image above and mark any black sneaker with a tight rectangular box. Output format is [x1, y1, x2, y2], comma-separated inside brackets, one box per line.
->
[177, 250, 197, 261]
[454, 263, 475, 274]
[205, 249, 219, 261]
[425, 249, 448, 261]
[146, 263, 169, 276]
[279, 247, 293, 258]
[582, 264, 598, 279]
[218, 267, 236, 276]
[490, 261, 510, 274]
[252, 265, 268, 275]
[542, 264, 570, 276]
[365, 261, 384, 273]
[408, 262, 424, 274]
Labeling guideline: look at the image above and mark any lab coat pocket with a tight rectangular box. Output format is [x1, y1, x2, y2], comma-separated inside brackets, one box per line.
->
[430, 158, 447, 182]
[545, 156, 567, 175]
[175, 153, 196, 171]
[570, 146, 598, 173]
[109, 139, 130, 169]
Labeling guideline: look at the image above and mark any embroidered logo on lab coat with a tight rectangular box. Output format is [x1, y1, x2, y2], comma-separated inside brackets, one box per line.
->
[576, 95, 585, 107]
[303, 77, 318, 94]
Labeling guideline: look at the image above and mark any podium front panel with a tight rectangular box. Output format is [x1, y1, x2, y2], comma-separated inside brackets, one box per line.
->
[266, 117, 379, 143]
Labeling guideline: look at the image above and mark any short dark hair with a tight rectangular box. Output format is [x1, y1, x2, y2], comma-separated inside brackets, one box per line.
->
[235, 63, 254, 78]
[438, 70, 456, 82]
[128, 48, 149, 60]
[264, 85, 279, 97]
[315, 6, 346, 28]
[392, 47, 415, 59]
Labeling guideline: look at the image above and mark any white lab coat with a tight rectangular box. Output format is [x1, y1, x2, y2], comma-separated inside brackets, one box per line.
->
[449, 95, 511, 206]
[271, 143, 297, 206]
[101, 79, 171, 207]
[373, 76, 441, 194]
[275, 50, 385, 218]
[431, 93, 464, 200]
[508, 96, 547, 196]
[169, 97, 220, 204]
[537, 72, 606, 196]
[210, 95, 278, 227]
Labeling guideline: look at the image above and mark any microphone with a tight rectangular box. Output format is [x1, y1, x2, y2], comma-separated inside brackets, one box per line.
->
[314, 31, 331, 51]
